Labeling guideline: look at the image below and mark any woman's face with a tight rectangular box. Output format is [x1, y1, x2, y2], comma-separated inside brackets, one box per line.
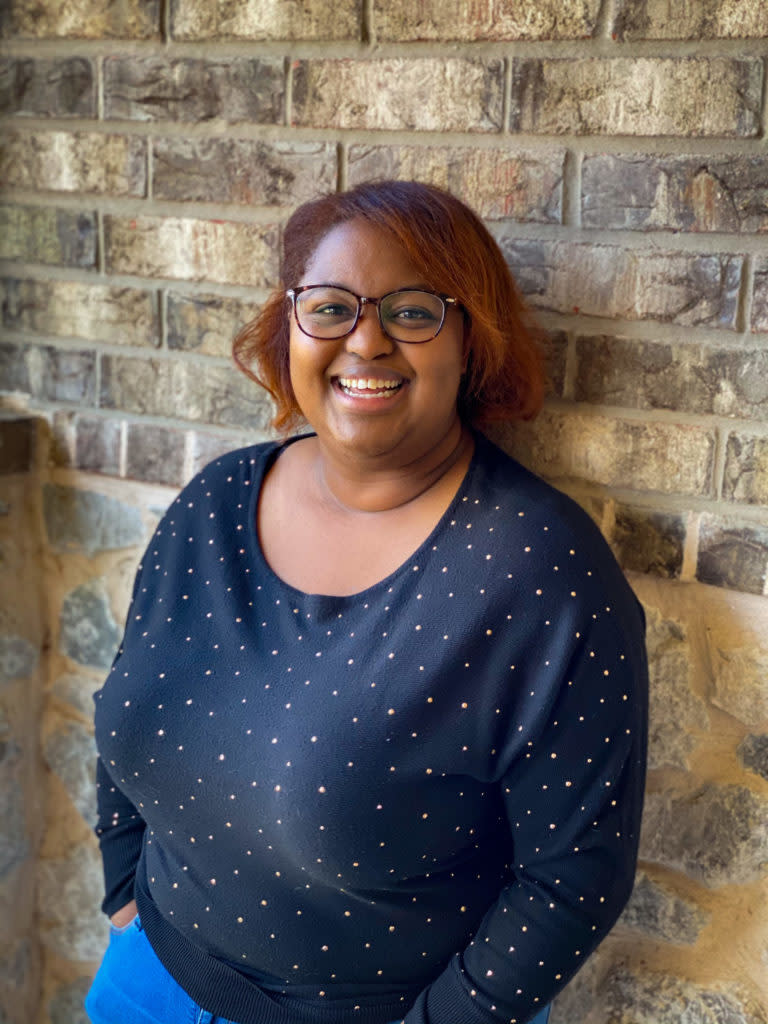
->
[288, 219, 466, 467]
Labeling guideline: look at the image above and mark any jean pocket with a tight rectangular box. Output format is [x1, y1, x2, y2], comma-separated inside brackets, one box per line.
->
[109, 913, 139, 936]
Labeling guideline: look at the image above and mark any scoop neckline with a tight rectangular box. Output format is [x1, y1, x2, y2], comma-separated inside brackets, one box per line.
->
[245, 432, 483, 606]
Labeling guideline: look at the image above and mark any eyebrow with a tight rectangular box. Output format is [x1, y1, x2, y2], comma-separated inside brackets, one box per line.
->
[300, 281, 434, 294]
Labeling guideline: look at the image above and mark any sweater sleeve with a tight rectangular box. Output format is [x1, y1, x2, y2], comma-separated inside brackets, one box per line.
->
[404, 596, 648, 1024]
[95, 756, 146, 916]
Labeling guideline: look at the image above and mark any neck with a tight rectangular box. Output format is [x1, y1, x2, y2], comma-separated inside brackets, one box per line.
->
[312, 422, 474, 514]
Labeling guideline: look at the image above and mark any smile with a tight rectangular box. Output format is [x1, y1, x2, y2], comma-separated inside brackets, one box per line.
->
[336, 377, 404, 397]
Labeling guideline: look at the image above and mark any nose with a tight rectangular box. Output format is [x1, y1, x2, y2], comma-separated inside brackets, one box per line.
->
[343, 304, 395, 359]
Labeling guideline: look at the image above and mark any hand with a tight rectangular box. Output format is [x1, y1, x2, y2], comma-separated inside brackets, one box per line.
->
[110, 899, 138, 929]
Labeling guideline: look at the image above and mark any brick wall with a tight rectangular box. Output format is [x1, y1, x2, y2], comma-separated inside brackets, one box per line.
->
[0, 1, 767, 1021]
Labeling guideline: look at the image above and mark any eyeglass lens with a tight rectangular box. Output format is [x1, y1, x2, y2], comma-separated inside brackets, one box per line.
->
[294, 286, 446, 342]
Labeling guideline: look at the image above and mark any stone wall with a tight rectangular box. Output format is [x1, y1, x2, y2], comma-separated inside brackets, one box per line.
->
[0, 1, 767, 1022]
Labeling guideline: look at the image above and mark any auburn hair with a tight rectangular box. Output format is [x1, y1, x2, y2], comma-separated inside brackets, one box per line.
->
[233, 180, 545, 432]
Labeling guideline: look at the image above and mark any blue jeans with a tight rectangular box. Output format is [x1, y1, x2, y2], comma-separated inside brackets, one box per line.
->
[85, 915, 551, 1024]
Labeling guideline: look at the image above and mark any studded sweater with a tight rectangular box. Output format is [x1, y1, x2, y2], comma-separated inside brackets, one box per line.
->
[94, 431, 648, 1024]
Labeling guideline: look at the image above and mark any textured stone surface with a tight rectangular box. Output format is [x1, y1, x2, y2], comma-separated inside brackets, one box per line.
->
[59, 580, 120, 670]
[43, 484, 143, 556]
[101, 355, 274, 431]
[49, 977, 91, 1024]
[0, 130, 147, 195]
[374, 0, 601, 39]
[582, 154, 768, 233]
[293, 59, 503, 132]
[615, 0, 768, 39]
[724, 433, 768, 506]
[752, 261, 768, 332]
[190, 430, 250, 475]
[697, 517, 768, 596]
[74, 416, 122, 476]
[0, 709, 27, 882]
[708, 625, 768, 725]
[153, 138, 335, 205]
[502, 409, 715, 496]
[0, 57, 95, 118]
[611, 505, 684, 579]
[166, 292, 253, 358]
[644, 607, 708, 768]
[6, 343, 97, 405]
[104, 216, 278, 287]
[619, 871, 709, 944]
[738, 734, 768, 782]
[125, 423, 186, 486]
[0, 205, 97, 268]
[347, 145, 563, 223]
[0, 341, 29, 394]
[640, 784, 768, 886]
[0, 418, 34, 475]
[171, 0, 361, 39]
[43, 721, 97, 825]
[37, 845, 108, 961]
[103, 57, 284, 123]
[1, 0, 159, 37]
[51, 672, 100, 720]
[496, 238, 741, 328]
[0, 634, 38, 685]
[1, 278, 158, 346]
[574, 337, 768, 417]
[509, 58, 763, 136]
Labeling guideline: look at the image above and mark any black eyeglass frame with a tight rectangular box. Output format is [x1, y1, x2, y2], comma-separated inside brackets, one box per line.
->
[286, 285, 462, 343]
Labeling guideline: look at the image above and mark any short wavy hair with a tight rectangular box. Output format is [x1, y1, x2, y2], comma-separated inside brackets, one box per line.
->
[233, 180, 545, 432]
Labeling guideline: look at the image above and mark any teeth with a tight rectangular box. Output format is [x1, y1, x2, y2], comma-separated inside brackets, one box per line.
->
[338, 377, 401, 391]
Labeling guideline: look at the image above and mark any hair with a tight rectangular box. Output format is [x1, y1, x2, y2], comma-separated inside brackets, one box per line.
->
[233, 179, 545, 432]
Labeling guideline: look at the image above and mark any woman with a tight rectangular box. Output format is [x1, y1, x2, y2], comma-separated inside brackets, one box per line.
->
[87, 180, 648, 1024]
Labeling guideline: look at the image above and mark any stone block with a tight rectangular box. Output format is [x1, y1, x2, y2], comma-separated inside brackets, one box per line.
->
[19, 344, 97, 405]
[640, 784, 768, 887]
[574, 337, 768, 417]
[125, 423, 186, 486]
[0, 57, 95, 118]
[0, 418, 34, 475]
[738, 734, 768, 782]
[166, 292, 253, 358]
[292, 58, 503, 132]
[103, 57, 284, 123]
[49, 978, 91, 1024]
[0, 130, 147, 196]
[0, 205, 97, 268]
[347, 145, 563, 223]
[1, 279, 158, 347]
[0, 634, 38, 685]
[153, 138, 335, 206]
[619, 871, 709, 944]
[724, 433, 768, 506]
[74, 416, 122, 476]
[503, 409, 715, 496]
[1, 0, 159, 37]
[59, 580, 120, 670]
[101, 354, 273, 432]
[582, 154, 768, 233]
[374, 0, 601, 39]
[708, 623, 768, 726]
[104, 215, 278, 287]
[0, 342, 30, 394]
[43, 484, 144, 556]
[37, 845, 108, 961]
[543, 330, 568, 398]
[496, 237, 741, 328]
[611, 505, 684, 579]
[508, 58, 762, 136]
[51, 673, 100, 720]
[697, 516, 768, 596]
[43, 721, 97, 825]
[190, 431, 251, 475]
[752, 261, 768, 333]
[171, 0, 361, 39]
[614, 0, 768, 39]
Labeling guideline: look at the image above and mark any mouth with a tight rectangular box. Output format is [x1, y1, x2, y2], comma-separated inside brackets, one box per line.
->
[335, 376, 405, 399]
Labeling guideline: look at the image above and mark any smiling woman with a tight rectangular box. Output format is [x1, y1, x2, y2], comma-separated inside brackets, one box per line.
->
[87, 181, 648, 1024]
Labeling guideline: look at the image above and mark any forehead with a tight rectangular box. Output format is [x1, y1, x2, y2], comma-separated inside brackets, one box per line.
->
[301, 219, 425, 290]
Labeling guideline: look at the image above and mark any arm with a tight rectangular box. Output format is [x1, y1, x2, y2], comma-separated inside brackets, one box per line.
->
[95, 755, 146, 918]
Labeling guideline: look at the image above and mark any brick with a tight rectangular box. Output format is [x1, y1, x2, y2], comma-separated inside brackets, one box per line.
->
[74, 416, 121, 476]
[738, 734, 768, 783]
[43, 484, 143, 555]
[59, 580, 120, 669]
[582, 154, 768, 233]
[0, 130, 146, 196]
[752, 261, 768, 333]
[574, 337, 768, 417]
[697, 515, 768, 594]
[509, 58, 762, 136]
[104, 216, 278, 287]
[103, 57, 284, 123]
[0, 341, 30, 393]
[496, 237, 741, 328]
[0, 58, 95, 118]
[1, 279, 158, 347]
[171, 0, 361, 40]
[189, 431, 252, 476]
[0, 418, 35, 475]
[166, 292, 254, 358]
[723, 434, 768, 506]
[0, 205, 97, 269]
[615, 0, 768, 39]
[612, 505, 684, 578]
[100, 355, 273, 431]
[619, 872, 708, 944]
[125, 422, 186, 486]
[374, 0, 601, 39]
[504, 409, 715, 496]
[0, 340, 95, 405]
[544, 330, 568, 398]
[347, 145, 563, 223]
[1, 0, 159, 37]
[292, 59, 503, 132]
[153, 139, 335, 205]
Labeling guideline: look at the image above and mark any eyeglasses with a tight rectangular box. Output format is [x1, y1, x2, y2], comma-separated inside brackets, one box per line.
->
[286, 285, 461, 344]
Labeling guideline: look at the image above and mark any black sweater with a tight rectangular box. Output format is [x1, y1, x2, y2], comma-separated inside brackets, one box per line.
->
[94, 432, 648, 1024]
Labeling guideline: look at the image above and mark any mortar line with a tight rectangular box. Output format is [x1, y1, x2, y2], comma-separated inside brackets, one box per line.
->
[501, 57, 512, 134]
[711, 423, 728, 502]
[337, 141, 348, 192]
[679, 511, 700, 581]
[159, 287, 168, 351]
[561, 149, 581, 227]
[160, 0, 171, 45]
[146, 135, 154, 201]
[96, 54, 104, 121]
[283, 56, 293, 128]
[737, 254, 754, 336]
[118, 419, 128, 478]
[761, 56, 768, 139]
[595, 0, 616, 41]
[96, 209, 106, 276]
[362, 0, 374, 47]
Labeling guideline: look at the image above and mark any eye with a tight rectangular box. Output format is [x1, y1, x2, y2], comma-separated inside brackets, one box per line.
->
[385, 293, 442, 328]
[298, 288, 357, 322]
